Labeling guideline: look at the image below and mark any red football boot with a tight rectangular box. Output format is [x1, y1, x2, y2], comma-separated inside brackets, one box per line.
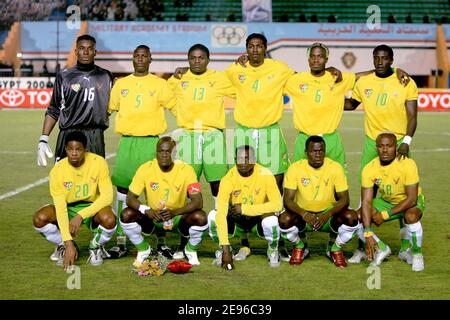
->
[331, 251, 347, 268]
[289, 248, 305, 265]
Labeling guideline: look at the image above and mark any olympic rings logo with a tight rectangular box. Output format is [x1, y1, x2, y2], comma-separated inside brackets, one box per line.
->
[211, 25, 246, 47]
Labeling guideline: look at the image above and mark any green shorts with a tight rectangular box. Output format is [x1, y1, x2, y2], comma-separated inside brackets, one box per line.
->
[372, 194, 425, 222]
[209, 214, 265, 244]
[359, 135, 406, 181]
[177, 129, 228, 182]
[293, 131, 346, 169]
[234, 122, 289, 175]
[112, 136, 159, 189]
[67, 202, 95, 231]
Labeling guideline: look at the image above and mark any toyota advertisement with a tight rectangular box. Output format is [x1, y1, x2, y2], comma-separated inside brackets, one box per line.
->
[0, 83, 449, 111]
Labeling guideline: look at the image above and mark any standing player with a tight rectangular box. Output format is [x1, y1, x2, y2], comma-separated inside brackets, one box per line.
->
[32, 131, 116, 270]
[345, 44, 418, 261]
[279, 136, 361, 268]
[37, 35, 113, 166]
[119, 137, 208, 267]
[167, 43, 234, 211]
[107, 45, 174, 258]
[360, 132, 425, 271]
[208, 145, 282, 270]
[224, 33, 293, 190]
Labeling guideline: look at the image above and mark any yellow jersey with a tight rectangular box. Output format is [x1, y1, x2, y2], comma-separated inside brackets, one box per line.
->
[167, 69, 235, 131]
[362, 157, 422, 204]
[108, 73, 174, 136]
[284, 71, 355, 134]
[352, 73, 418, 140]
[49, 153, 113, 241]
[284, 158, 348, 212]
[129, 159, 200, 210]
[225, 59, 294, 128]
[216, 163, 282, 245]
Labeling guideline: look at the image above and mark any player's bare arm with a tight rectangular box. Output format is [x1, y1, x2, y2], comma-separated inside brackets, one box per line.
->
[63, 240, 78, 271]
[361, 186, 377, 261]
[173, 66, 189, 79]
[398, 99, 418, 159]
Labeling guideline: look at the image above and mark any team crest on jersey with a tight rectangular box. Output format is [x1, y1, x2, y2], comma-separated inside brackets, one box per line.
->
[301, 178, 310, 186]
[121, 89, 129, 97]
[299, 83, 308, 93]
[63, 182, 73, 190]
[238, 74, 246, 83]
[233, 190, 241, 197]
[364, 89, 373, 98]
[181, 81, 189, 89]
[150, 182, 159, 191]
[71, 84, 81, 92]
[373, 178, 382, 185]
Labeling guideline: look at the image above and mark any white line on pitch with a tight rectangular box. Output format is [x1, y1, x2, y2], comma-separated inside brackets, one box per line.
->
[0, 153, 116, 201]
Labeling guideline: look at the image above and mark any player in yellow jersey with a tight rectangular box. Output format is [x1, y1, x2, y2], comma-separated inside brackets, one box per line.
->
[167, 44, 234, 211]
[107, 45, 174, 258]
[345, 44, 418, 173]
[119, 137, 208, 267]
[359, 132, 425, 271]
[224, 33, 294, 188]
[208, 145, 282, 270]
[345, 45, 418, 262]
[32, 131, 116, 270]
[278, 136, 361, 268]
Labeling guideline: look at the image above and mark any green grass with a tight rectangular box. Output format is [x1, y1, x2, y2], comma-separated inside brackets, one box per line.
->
[1, 109, 449, 299]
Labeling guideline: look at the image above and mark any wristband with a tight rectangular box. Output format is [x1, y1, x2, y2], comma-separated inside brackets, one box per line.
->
[39, 134, 49, 143]
[381, 209, 392, 220]
[138, 204, 151, 214]
[402, 135, 412, 145]
[364, 231, 374, 238]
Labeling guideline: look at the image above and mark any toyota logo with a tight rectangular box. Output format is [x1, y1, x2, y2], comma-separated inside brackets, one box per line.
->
[0, 89, 25, 107]
[212, 25, 246, 47]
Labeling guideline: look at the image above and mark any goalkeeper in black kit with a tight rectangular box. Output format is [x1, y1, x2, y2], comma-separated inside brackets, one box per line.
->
[37, 34, 113, 165]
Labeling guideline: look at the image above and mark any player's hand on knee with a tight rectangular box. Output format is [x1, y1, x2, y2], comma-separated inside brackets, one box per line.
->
[230, 204, 242, 216]
[37, 135, 53, 167]
[148, 209, 164, 222]
[313, 212, 330, 231]
[69, 214, 83, 237]
[302, 211, 317, 227]
[372, 212, 384, 227]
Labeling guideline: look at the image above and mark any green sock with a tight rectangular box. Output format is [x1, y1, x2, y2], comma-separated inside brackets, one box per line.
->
[377, 240, 387, 251]
[294, 239, 305, 249]
[400, 239, 410, 252]
[411, 232, 422, 254]
[331, 243, 341, 252]
[136, 240, 150, 252]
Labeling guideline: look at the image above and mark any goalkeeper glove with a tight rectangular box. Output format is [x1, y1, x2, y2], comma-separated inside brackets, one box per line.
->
[37, 134, 54, 167]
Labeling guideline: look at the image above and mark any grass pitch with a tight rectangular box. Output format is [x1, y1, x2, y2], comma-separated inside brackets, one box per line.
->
[0, 109, 449, 299]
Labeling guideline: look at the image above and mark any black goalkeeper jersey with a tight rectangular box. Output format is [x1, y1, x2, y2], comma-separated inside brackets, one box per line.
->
[46, 64, 113, 130]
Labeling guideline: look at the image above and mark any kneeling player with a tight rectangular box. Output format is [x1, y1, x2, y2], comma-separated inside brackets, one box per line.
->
[32, 131, 116, 270]
[359, 132, 425, 271]
[279, 136, 361, 268]
[208, 145, 282, 270]
[120, 137, 208, 268]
